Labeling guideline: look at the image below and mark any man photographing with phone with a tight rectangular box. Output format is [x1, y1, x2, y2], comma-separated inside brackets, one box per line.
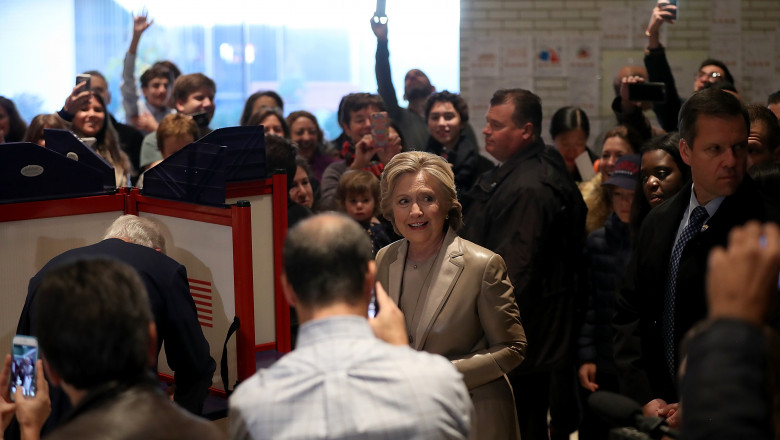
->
[2, 259, 221, 440]
[643, 0, 735, 132]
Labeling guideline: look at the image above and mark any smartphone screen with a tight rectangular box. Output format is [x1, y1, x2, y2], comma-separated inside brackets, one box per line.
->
[371, 112, 390, 150]
[10, 335, 38, 401]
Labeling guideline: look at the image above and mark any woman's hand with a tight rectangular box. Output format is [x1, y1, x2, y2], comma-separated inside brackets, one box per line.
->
[369, 282, 408, 346]
[577, 362, 599, 392]
[62, 82, 92, 115]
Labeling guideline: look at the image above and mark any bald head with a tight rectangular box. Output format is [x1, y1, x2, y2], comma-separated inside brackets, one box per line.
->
[283, 213, 373, 308]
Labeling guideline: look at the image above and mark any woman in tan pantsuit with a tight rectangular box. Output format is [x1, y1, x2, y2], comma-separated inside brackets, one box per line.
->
[375, 151, 527, 440]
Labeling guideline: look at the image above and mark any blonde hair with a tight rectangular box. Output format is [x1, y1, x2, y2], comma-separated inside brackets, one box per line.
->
[379, 151, 462, 235]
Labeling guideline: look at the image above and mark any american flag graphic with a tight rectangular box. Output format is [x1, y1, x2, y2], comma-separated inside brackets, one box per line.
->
[188, 278, 214, 328]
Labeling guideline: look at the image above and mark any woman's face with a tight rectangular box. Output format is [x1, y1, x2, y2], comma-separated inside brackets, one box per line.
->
[72, 96, 105, 138]
[261, 114, 285, 137]
[611, 187, 635, 224]
[601, 136, 633, 177]
[554, 128, 588, 174]
[344, 191, 375, 224]
[289, 166, 314, 208]
[391, 171, 447, 252]
[641, 149, 685, 208]
[427, 101, 462, 147]
[290, 116, 319, 159]
[0, 105, 9, 140]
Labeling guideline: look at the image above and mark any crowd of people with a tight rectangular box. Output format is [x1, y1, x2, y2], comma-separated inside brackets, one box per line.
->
[1, 1, 779, 439]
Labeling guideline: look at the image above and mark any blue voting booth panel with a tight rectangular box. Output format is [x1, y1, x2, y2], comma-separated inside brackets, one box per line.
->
[199, 126, 267, 182]
[43, 129, 116, 189]
[142, 142, 228, 206]
[0, 142, 107, 204]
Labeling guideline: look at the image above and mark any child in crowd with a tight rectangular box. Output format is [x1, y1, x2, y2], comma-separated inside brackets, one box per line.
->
[136, 113, 198, 187]
[337, 170, 391, 256]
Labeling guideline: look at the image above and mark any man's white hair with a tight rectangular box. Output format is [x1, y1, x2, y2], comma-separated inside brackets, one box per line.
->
[103, 215, 166, 254]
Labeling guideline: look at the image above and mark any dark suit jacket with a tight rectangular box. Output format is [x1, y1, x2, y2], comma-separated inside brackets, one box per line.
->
[376, 228, 526, 440]
[17, 239, 215, 426]
[613, 178, 780, 404]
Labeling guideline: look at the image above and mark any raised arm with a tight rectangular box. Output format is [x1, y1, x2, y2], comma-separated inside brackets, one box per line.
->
[121, 13, 153, 121]
[371, 18, 403, 120]
[644, 1, 681, 132]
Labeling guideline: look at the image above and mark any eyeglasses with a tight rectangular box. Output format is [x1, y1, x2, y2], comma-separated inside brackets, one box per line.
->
[696, 71, 723, 80]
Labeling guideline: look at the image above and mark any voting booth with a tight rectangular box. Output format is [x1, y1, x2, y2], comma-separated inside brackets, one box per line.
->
[0, 127, 288, 397]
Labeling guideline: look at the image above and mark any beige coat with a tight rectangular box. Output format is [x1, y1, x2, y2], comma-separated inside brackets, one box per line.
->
[376, 228, 527, 440]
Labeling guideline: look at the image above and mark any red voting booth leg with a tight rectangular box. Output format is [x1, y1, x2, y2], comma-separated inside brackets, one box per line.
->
[231, 202, 256, 381]
[271, 173, 291, 354]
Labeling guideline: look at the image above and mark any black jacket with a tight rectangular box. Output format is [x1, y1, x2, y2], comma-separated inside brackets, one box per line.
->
[579, 213, 632, 373]
[45, 379, 222, 440]
[460, 138, 587, 372]
[613, 177, 780, 404]
[425, 132, 479, 194]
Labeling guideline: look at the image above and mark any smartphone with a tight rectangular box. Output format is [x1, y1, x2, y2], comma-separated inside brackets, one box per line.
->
[667, 0, 678, 20]
[371, 112, 390, 149]
[628, 82, 667, 102]
[10, 335, 38, 401]
[372, 0, 387, 24]
[374, 0, 386, 18]
[76, 73, 91, 91]
[368, 288, 379, 318]
[191, 112, 209, 129]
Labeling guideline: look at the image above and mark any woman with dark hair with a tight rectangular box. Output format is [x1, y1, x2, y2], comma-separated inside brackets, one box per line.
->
[550, 106, 596, 181]
[0, 96, 28, 143]
[239, 91, 284, 126]
[580, 125, 643, 233]
[23, 114, 68, 147]
[424, 90, 479, 193]
[286, 110, 337, 181]
[630, 132, 691, 236]
[247, 108, 289, 138]
[70, 93, 132, 186]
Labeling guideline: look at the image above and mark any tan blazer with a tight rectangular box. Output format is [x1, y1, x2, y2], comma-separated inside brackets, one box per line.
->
[376, 228, 527, 440]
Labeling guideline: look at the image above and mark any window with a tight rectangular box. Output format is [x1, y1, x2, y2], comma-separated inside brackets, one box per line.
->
[0, 0, 459, 141]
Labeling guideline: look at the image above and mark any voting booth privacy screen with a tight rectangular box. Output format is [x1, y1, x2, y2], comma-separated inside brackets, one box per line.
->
[0, 127, 288, 396]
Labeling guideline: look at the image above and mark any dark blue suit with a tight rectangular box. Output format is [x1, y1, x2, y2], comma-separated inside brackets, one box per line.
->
[613, 178, 780, 405]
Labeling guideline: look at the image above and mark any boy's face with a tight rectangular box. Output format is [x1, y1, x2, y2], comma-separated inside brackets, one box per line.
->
[345, 191, 375, 224]
[175, 87, 215, 123]
[142, 77, 171, 109]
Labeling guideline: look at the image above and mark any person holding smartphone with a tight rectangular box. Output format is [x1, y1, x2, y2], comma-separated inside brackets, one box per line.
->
[643, 0, 735, 132]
